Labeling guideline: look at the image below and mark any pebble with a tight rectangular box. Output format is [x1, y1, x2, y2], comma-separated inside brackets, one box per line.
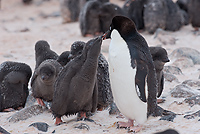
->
[184, 95, 200, 107]
[163, 66, 183, 75]
[170, 47, 200, 65]
[8, 105, 47, 123]
[29, 122, 49, 132]
[164, 72, 179, 82]
[170, 84, 196, 98]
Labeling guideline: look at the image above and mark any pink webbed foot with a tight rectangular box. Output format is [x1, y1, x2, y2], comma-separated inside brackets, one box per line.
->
[117, 119, 134, 129]
[55, 117, 63, 126]
[128, 125, 143, 133]
[2, 108, 15, 112]
[36, 98, 45, 106]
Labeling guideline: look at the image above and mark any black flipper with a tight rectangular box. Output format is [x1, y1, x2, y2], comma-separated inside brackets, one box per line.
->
[135, 60, 148, 102]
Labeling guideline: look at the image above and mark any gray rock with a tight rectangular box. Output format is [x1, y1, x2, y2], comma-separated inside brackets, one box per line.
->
[8, 105, 47, 123]
[172, 57, 194, 69]
[164, 72, 179, 82]
[182, 80, 200, 87]
[163, 66, 183, 75]
[170, 84, 196, 98]
[170, 47, 200, 64]
[29, 122, 49, 132]
[73, 123, 90, 130]
[184, 95, 200, 107]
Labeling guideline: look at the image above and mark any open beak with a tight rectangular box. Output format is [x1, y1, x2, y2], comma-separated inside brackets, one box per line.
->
[101, 30, 110, 40]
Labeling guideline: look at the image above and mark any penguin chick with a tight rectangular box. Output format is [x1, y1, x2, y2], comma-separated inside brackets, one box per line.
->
[51, 36, 103, 125]
[149, 47, 170, 103]
[34, 40, 58, 69]
[57, 51, 71, 66]
[0, 61, 32, 112]
[69, 41, 113, 111]
[31, 59, 62, 106]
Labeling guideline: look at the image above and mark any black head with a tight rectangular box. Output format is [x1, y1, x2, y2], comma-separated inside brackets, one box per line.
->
[70, 41, 86, 59]
[104, 15, 137, 39]
[149, 47, 170, 63]
[57, 51, 71, 66]
[39, 65, 55, 81]
[35, 40, 50, 52]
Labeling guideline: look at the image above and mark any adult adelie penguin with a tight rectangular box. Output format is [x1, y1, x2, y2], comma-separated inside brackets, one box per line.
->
[51, 36, 103, 125]
[104, 16, 158, 132]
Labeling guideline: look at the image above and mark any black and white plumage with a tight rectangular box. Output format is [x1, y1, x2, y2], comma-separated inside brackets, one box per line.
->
[34, 40, 58, 69]
[51, 37, 103, 125]
[31, 59, 62, 104]
[149, 47, 170, 98]
[0, 61, 32, 112]
[69, 41, 113, 110]
[105, 16, 158, 132]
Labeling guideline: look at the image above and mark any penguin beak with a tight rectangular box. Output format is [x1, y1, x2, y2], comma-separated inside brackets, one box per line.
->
[102, 30, 111, 40]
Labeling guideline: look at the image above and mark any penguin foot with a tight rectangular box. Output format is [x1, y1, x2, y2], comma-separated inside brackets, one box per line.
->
[55, 117, 64, 126]
[117, 119, 134, 129]
[157, 98, 166, 104]
[128, 125, 143, 133]
[17, 107, 23, 110]
[2, 108, 15, 112]
[36, 98, 45, 106]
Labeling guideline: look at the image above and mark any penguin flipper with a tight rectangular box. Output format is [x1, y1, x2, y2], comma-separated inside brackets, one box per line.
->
[135, 60, 148, 103]
[157, 71, 164, 98]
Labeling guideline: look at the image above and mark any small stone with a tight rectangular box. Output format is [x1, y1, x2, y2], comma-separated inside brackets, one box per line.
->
[164, 72, 179, 82]
[73, 123, 90, 130]
[170, 84, 196, 98]
[182, 80, 200, 87]
[3, 54, 13, 58]
[184, 95, 200, 107]
[8, 105, 47, 122]
[169, 47, 200, 65]
[163, 66, 183, 75]
[29, 122, 49, 132]
[159, 114, 176, 122]
[172, 57, 194, 69]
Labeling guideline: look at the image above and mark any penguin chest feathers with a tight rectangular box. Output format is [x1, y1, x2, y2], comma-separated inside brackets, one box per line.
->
[108, 29, 147, 124]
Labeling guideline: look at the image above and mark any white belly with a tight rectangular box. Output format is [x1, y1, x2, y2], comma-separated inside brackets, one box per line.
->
[108, 30, 147, 124]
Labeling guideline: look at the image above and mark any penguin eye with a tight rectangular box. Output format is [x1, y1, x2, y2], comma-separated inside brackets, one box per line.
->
[110, 27, 111, 30]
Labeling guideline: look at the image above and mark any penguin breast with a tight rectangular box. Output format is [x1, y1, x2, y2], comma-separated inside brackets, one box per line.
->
[108, 29, 147, 124]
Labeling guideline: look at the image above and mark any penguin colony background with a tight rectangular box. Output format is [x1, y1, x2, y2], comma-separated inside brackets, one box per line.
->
[0, 0, 200, 133]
